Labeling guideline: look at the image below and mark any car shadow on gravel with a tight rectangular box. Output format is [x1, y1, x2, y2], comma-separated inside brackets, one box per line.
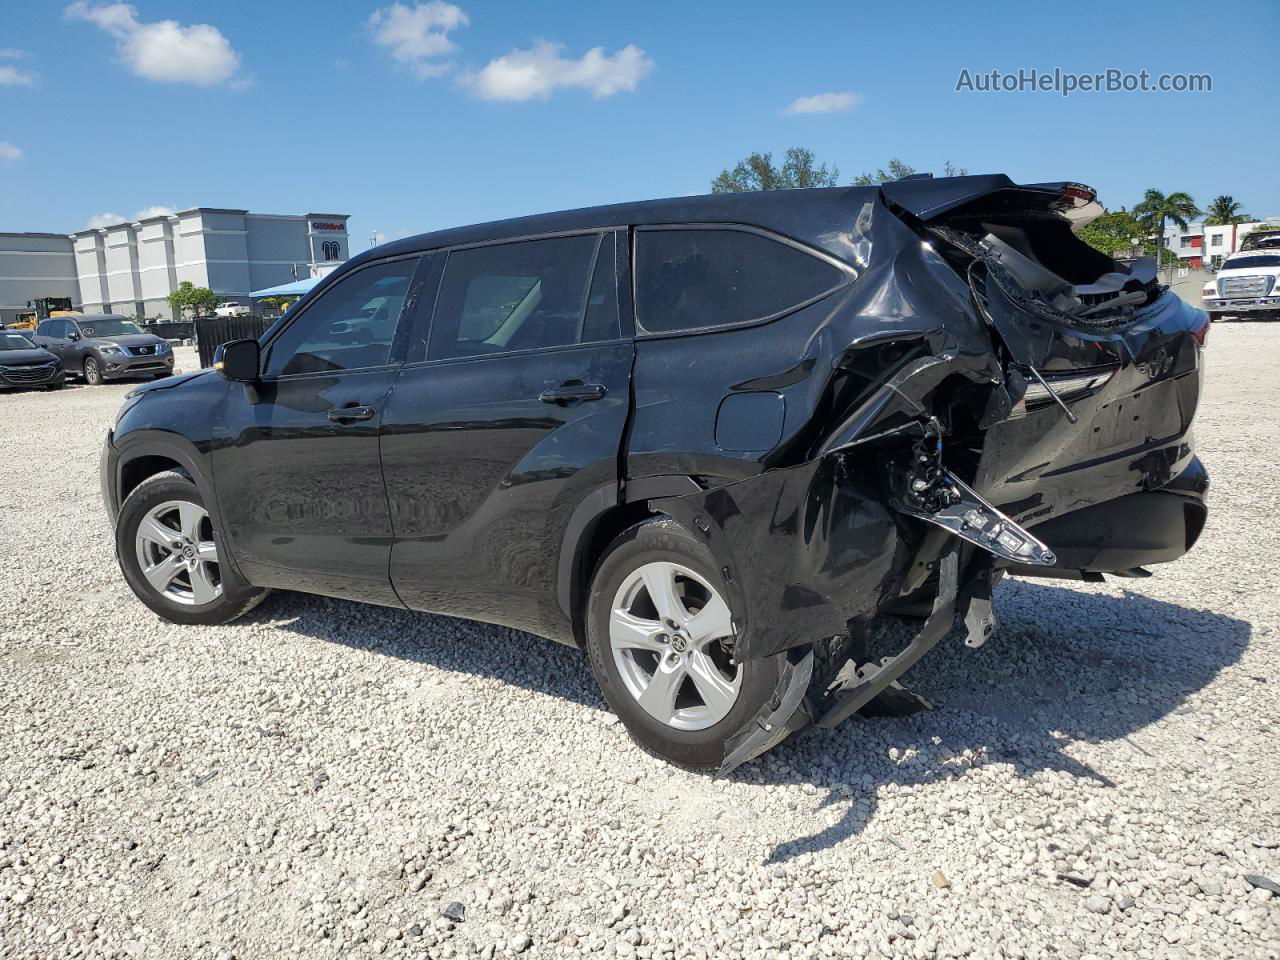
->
[246, 595, 608, 709]
[751, 579, 1252, 863]
[249, 578, 1250, 866]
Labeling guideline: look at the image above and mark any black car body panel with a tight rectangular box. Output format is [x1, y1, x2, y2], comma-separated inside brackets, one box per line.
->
[101, 177, 1209, 668]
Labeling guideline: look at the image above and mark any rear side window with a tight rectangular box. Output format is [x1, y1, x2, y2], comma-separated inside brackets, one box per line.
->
[428, 233, 607, 360]
[634, 227, 849, 335]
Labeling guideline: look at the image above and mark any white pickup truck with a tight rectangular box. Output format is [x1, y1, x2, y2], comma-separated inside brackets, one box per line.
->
[1203, 249, 1280, 321]
[213, 301, 251, 318]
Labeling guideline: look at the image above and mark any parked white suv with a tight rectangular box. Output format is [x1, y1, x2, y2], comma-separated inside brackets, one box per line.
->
[214, 301, 251, 318]
[1203, 250, 1280, 321]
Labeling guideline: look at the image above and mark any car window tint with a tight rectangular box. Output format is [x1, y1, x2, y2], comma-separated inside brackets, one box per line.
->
[428, 234, 599, 360]
[35, 321, 51, 337]
[264, 259, 418, 377]
[582, 233, 620, 343]
[634, 228, 847, 335]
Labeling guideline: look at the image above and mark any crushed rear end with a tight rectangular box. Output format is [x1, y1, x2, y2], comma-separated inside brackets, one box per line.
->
[649, 176, 1210, 772]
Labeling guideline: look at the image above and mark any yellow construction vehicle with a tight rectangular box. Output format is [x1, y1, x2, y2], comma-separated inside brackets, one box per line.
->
[10, 297, 77, 330]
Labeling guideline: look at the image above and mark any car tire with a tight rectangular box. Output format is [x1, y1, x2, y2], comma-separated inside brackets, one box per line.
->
[83, 356, 103, 386]
[584, 517, 787, 771]
[116, 470, 269, 626]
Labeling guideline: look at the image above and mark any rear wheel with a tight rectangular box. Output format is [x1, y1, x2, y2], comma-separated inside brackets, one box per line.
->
[584, 518, 786, 770]
[82, 356, 103, 386]
[116, 471, 268, 625]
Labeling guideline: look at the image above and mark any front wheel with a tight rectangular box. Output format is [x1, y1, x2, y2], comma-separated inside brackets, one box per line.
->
[116, 470, 268, 625]
[584, 518, 787, 771]
[82, 356, 103, 386]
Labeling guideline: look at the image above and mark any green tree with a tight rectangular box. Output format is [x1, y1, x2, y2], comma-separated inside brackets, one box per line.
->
[711, 147, 840, 193]
[167, 281, 218, 318]
[1075, 209, 1156, 259]
[852, 158, 967, 185]
[1203, 195, 1252, 226]
[1132, 189, 1201, 274]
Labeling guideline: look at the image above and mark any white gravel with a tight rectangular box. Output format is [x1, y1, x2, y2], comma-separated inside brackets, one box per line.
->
[2, 330, 1278, 959]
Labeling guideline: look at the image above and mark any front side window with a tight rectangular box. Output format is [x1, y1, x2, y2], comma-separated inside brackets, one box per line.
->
[427, 234, 602, 361]
[634, 227, 850, 335]
[264, 258, 418, 377]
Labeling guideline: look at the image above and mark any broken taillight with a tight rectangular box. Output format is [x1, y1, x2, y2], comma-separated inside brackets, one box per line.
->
[1022, 367, 1116, 407]
[1057, 183, 1097, 206]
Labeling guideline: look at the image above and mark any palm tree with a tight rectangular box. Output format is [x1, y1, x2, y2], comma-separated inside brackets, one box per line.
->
[1133, 189, 1202, 274]
[1203, 195, 1252, 226]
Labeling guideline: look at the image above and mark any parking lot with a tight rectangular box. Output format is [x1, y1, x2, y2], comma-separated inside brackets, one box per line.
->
[1, 326, 1277, 959]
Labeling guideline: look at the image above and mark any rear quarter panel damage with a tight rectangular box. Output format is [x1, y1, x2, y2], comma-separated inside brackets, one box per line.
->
[634, 197, 1008, 663]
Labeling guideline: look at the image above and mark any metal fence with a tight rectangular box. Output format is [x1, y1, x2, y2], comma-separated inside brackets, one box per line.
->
[143, 320, 195, 341]
[195, 315, 272, 369]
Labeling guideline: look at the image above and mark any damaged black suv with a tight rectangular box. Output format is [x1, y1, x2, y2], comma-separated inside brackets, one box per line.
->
[101, 176, 1209, 772]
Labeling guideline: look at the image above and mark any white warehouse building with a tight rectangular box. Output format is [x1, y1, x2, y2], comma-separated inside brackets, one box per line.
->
[0, 208, 349, 324]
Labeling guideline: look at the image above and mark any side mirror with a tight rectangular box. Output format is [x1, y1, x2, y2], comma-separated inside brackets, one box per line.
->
[214, 338, 260, 382]
[68, 332, 80, 341]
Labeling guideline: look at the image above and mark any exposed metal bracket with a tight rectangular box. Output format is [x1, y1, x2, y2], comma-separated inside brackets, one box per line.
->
[716, 651, 814, 778]
[816, 544, 960, 729]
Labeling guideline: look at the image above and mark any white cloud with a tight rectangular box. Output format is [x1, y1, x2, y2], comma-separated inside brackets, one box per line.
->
[463, 41, 653, 101]
[0, 140, 22, 161]
[85, 212, 125, 229]
[65, 2, 241, 86]
[83, 205, 178, 229]
[132, 204, 176, 220]
[0, 48, 35, 86]
[785, 91, 863, 114]
[0, 64, 34, 86]
[369, 2, 468, 79]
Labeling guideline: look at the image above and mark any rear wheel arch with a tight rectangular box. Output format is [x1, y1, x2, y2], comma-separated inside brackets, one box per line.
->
[561, 495, 661, 647]
[560, 476, 707, 646]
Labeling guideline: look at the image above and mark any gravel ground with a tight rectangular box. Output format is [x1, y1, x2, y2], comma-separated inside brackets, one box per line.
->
[1, 330, 1278, 960]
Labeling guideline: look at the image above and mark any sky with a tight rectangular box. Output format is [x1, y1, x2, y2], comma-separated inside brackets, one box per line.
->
[1, 0, 1277, 250]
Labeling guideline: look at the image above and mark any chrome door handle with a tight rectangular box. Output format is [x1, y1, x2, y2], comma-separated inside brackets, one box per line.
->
[327, 404, 376, 422]
[538, 382, 607, 404]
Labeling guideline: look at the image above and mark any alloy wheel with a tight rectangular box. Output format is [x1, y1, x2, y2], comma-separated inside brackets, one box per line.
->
[609, 561, 742, 731]
[133, 499, 222, 605]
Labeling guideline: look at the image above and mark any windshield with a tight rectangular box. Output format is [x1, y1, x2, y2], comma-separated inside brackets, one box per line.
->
[78, 318, 143, 338]
[0, 332, 36, 350]
[1224, 255, 1280, 270]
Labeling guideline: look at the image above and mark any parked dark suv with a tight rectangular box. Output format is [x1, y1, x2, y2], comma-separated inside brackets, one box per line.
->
[101, 177, 1210, 772]
[33, 314, 173, 385]
[0, 330, 64, 389]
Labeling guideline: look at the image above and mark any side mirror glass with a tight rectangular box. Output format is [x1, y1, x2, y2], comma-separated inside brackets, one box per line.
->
[215, 338, 261, 382]
[68, 332, 80, 341]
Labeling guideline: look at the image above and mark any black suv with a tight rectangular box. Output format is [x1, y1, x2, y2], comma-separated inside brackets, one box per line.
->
[33, 314, 173, 385]
[101, 177, 1210, 772]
